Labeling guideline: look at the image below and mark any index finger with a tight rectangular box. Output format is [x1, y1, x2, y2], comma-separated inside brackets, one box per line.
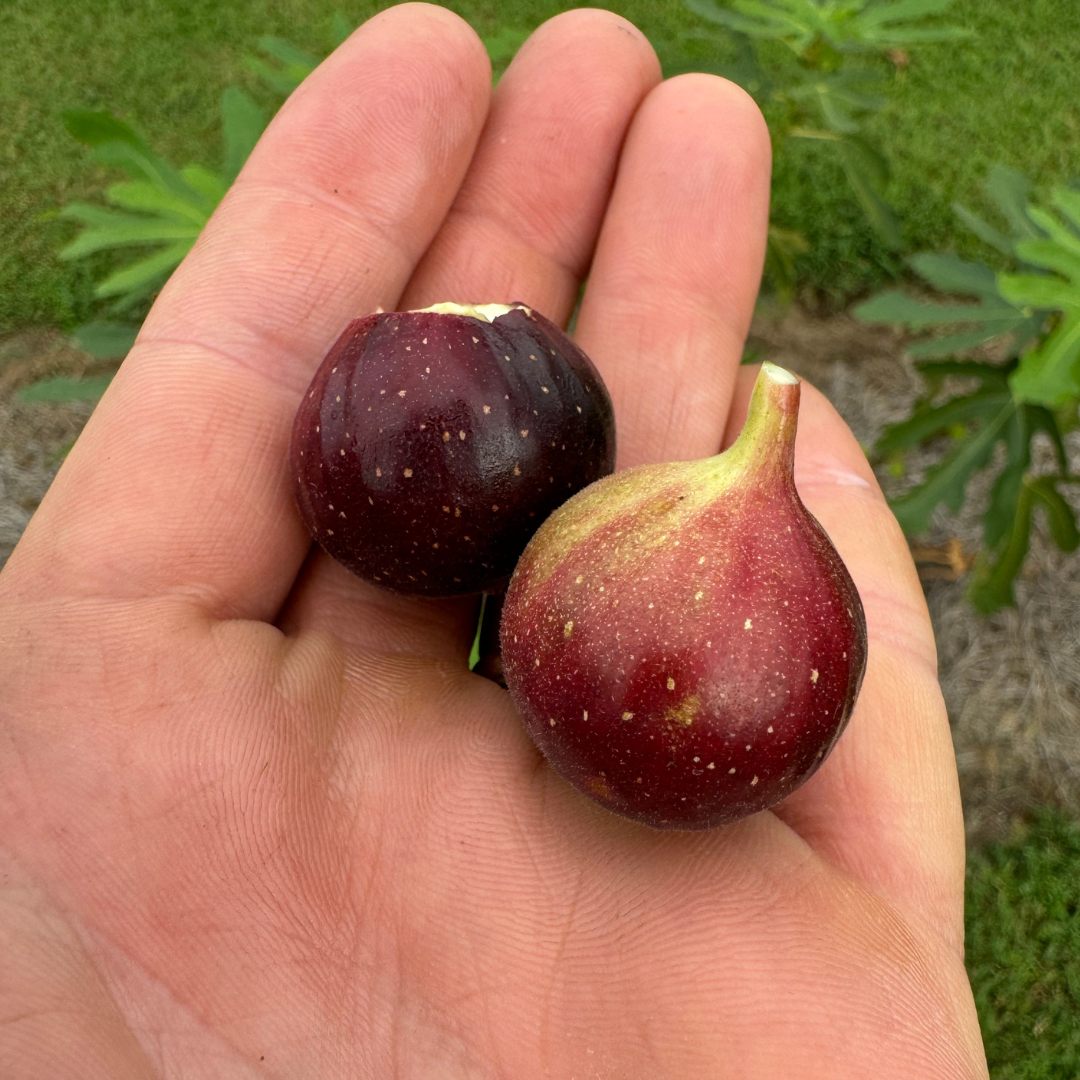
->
[2, 4, 490, 620]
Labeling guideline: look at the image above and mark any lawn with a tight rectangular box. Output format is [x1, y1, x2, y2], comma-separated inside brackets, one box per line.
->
[770, 0, 1080, 301]
[2, 0, 1079, 1073]
[3, 0, 1080, 331]
[0, 0, 693, 332]
[967, 809, 1080, 1078]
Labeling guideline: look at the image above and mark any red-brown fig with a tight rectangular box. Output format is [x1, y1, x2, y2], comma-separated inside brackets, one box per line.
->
[500, 363, 867, 829]
[290, 302, 615, 596]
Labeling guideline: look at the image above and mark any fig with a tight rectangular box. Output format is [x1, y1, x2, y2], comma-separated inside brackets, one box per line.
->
[500, 363, 867, 829]
[290, 302, 615, 596]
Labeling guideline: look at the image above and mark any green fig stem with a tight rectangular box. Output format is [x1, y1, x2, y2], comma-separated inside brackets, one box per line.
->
[723, 362, 800, 483]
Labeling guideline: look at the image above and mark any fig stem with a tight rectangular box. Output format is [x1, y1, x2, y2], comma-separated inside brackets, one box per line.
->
[723, 362, 800, 481]
[473, 591, 507, 687]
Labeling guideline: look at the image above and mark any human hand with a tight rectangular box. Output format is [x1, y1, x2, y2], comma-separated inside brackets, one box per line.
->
[0, 5, 987, 1077]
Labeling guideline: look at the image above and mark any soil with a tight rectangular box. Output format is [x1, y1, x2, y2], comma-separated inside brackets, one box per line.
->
[0, 329, 98, 565]
[3, 313, 1078, 845]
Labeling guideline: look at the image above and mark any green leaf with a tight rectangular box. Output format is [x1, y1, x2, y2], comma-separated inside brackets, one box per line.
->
[908, 252, 1000, 297]
[985, 164, 1040, 241]
[93, 242, 193, 298]
[828, 85, 889, 113]
[952, 202, 1014, 257]
[62, 109, 150, 153]
[1009, 311, 1080, 406]
[733, 0, 810, 29]
[1051, 187, 1080, 233]
[849, 0, 972, 47]
[1024, 206, 1080, 260]
[914, 358, 1013, 389]
[983, 461, 1027, 550]
[968, 481, 1033, 612]
[836, 136, 902, 248]
[875, 390, 1010, 455]
[787, 125, 842, 142]
[764, 223, 810, 298]
[854, 165, 1080, 609]
[1030, 477, 1080, 552]
[58, 218, 200, 260]
[58, 202, 159, 228]
[816, 90, 862, 134]
[839, 128, 891, 175]
[1025, 404, 1069, 471]
[858, 282, 1037, 361]
[70, 321, 140, 359]
[788, 69, 888, 116]
[982, 409, 1030, 547]
[104, 181, 209, 225]
[179, 165, 227, 208]
[18, 374, 115, 403]
[906, 329, 1016, 358]
[91, 141, 191, 197]
[468, 592, 487, 670]
[1012, 239, 1080, 283]
[854, 290, 1020, 329]
[889, 399, 1014, 534]
[995, 273, 1076, 311]
[858, 0, 957, 28]
[686, 0, 795, 39]
[104, 278, 160, 315]
[221, 87, 266, 185]
[1012, 318, 1048, 359]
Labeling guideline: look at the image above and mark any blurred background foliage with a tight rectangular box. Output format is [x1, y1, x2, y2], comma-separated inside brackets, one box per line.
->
[3, 0, 1080, 334]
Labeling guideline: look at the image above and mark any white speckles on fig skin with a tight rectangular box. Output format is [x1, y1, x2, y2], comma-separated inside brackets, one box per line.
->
[501, 363, 867, 830]
[290, 303, 615, 596]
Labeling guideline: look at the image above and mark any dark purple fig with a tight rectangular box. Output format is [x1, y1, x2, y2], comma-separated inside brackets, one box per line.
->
[500, 363, 867, 830]
[290, 302, 615, 596]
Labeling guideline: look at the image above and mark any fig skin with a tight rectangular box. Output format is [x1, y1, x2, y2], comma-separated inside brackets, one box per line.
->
[500, 364, 867, 830]
[290, 302, 615, 596]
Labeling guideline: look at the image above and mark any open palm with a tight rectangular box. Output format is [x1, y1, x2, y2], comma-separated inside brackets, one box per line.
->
[0, 5, 986, 1077]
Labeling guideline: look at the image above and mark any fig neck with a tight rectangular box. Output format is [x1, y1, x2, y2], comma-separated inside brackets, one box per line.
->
[719, 362, 800, 484]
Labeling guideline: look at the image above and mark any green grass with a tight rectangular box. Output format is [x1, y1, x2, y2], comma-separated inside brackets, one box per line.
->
[966, 808, 1080, 1078]
[5, 0, 1080, 332]
[769, 0, 1080, 303]
[0, 0, 700, 335]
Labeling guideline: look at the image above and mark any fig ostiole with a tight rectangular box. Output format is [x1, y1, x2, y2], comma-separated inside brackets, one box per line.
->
[500, 362, 868, 830]
[290, 302, 615, 597]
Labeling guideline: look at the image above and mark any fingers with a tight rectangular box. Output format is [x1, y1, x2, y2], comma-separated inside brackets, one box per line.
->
[401, 8, 662, 319]
[575, 74, 771, 470]
[3, 4, 491, 621]
[281, 9, 662, 658]
[727, 367, 967, 952]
